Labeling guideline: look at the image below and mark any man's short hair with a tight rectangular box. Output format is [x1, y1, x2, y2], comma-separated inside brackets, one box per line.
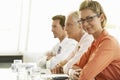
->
[52, 15, 66, 27]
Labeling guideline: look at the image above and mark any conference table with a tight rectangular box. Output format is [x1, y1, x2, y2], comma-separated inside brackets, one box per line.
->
[0, 68, 69, 80]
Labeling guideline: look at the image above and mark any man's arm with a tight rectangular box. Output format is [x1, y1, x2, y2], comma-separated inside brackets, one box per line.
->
[46, 51, 56, 61]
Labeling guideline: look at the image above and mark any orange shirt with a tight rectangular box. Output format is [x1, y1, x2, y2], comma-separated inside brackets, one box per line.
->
[74, 30, 120, 80]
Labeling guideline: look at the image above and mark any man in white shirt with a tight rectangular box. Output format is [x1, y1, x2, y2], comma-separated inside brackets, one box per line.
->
[37, 15, 77, 69]
[49, 15, 78, 70]
[51, 11, 93, 74]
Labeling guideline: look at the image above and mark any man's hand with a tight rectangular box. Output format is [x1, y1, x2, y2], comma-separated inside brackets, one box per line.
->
[59, 60, 68, 66]
[69, 68, 81, 80]
[73, 69, 81, 80]
[46, 52, 56, 61]
[51, 64, 63, 74]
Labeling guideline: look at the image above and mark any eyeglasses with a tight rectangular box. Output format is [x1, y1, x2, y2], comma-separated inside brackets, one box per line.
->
[78, 14, 100, 24]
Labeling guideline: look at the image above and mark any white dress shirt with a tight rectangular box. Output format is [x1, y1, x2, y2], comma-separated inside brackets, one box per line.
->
[37, 42, 63, 68]
[49, 37, 78, 69]
[37, 42, 62, 69]
[63, 33, 93, 74]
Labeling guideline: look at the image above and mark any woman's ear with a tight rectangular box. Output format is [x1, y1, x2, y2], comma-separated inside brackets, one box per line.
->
[99, 13, 104, 22]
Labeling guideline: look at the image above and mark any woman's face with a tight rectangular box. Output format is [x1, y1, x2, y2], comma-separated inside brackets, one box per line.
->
[80, 9, 103, 35]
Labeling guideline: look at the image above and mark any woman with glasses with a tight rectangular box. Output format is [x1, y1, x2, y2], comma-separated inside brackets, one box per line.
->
[70, 0, 120, 80]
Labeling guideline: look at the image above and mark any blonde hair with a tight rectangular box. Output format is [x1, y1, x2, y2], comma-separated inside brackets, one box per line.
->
[79, 0, 107, 28]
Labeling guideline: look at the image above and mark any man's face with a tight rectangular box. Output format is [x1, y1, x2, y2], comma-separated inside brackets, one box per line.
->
[65, 15, 80, 38]
[52, 19, 63, 38]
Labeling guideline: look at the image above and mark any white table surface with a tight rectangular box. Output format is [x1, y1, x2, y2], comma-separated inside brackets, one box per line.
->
[0, 68, 69, 80]
[0, 68, 17, 80]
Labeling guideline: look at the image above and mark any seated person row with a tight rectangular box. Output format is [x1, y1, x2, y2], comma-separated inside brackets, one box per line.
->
[38, 13, 93, 72]
[37, 15, 77, 69]
[38, 0, 120, 80]
[51, 11, 93, 74]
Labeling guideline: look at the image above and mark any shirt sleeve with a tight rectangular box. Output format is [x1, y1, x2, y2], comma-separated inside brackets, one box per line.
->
[50, 40, 77, 69]
[79, 38, 116, 80]
[74, 46, 91, 68]
[65, 44, 78, 61]
[63, 36, 93, 73]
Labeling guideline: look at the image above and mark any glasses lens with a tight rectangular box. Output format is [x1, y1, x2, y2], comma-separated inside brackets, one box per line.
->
[78, 14, 99, 24]
[86, 16, 94, 22]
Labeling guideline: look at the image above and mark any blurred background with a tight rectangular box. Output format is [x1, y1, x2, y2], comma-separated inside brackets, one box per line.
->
[0, 0, 120, 64]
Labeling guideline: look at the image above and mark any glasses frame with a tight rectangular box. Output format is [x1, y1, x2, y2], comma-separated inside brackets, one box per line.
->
[78, 14, 100, 24]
